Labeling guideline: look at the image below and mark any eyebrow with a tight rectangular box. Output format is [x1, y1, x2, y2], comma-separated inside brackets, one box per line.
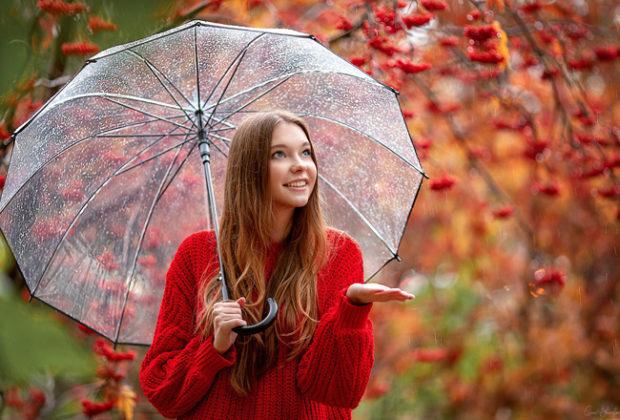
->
[270, 141, 310, 149]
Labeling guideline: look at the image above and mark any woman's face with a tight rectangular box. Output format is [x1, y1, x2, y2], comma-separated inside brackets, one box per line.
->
[268, 121, 317, 212]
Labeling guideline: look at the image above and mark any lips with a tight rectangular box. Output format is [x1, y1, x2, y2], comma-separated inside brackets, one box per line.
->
[284, 179, 308, 187]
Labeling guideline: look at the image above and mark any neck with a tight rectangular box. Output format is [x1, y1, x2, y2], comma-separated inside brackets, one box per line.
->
[270, 206, 293, 244]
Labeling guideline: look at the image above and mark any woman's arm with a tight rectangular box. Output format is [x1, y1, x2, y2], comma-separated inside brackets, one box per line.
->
[139, 235, 234, 419]
[296, 235, 375, 408]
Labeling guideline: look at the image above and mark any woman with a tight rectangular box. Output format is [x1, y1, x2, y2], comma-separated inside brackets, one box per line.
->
[139, 110, 413, 419]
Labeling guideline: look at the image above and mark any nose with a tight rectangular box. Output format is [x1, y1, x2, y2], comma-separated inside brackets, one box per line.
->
[290, 156, 306, 173]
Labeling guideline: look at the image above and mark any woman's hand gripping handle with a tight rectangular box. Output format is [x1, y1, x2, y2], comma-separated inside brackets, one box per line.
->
[213, 297, 247, 354]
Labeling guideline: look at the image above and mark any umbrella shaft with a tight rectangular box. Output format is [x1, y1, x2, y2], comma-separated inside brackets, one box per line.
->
[199, 137, 231, 301]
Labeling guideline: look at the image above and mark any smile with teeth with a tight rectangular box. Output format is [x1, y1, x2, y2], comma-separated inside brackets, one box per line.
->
[286, 181, 307, 188]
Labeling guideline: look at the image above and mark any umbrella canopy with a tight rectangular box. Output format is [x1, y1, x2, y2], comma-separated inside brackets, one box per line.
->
[0, 20, 425, 346]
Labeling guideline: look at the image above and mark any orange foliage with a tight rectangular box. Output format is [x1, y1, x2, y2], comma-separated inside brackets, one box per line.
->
[0, 0, 618, 418]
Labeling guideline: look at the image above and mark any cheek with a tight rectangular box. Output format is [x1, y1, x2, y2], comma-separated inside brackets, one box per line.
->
[269, 163, 285, 187]
[269, 174, 280, 191]
[309, 163, 318, 182]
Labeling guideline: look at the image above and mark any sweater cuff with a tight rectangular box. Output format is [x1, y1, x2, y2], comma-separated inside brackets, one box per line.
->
[336, 286, 373, 329]
[194, 335, 236, 370]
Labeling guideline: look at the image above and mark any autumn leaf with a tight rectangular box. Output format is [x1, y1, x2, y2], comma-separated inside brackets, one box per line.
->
[115, 385, 137, 420]
[492, 20, 510, 70]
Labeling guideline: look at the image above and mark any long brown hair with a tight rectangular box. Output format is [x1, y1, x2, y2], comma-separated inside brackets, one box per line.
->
[194, 110, 328, 396]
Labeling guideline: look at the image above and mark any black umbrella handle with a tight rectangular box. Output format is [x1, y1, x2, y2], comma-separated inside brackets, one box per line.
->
[232, 297, 278, 336]
[218, 272, 279, 336]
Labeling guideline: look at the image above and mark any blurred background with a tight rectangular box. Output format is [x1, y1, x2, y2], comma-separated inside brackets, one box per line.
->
[0, 0, 618, 418]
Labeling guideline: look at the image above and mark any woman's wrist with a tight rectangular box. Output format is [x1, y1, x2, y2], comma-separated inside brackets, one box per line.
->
[345, 288, 369, 306]
[348, 297, 370, 306]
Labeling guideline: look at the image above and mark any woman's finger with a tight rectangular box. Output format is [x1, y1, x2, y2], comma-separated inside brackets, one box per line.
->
[215, 313, 245, 325]
[214, 302, 244, 312]
[374, 288, 412, 296]
[218, 312, 245, 320]
[370, 291, 414, 302]
[373, 287, 403, 292]
[216, 300, 245, 307]
[214, 308, 243, 316]
[221, 318, 247, 330]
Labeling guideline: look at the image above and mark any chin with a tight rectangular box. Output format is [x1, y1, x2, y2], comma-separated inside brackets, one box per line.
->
[291, 199, 310, 208]
[280, 197, 310, 208]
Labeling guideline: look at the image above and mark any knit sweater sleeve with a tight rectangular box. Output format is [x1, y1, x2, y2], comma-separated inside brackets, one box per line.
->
[139, 234, 236, 419]
[296, 234, 375, 408]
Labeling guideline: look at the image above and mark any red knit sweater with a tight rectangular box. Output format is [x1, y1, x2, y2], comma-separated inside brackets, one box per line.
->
[139, 228, 374, 419]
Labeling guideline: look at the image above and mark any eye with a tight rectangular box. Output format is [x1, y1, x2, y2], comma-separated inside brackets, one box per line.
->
[272, 150, 285, 159]
[302, 149, 312, 157]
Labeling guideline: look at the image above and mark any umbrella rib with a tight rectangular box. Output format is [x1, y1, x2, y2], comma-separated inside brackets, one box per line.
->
[31, 125, 185, 297]
[203, 47, 252, 130]
[207, 76, 293, 131]
[194, 26, 202, 110]
[101, 96, 192, 130]
[152, 132, 229, 213]
[200, 134, 235, 159]
[209, 126, 236, 134]
[218, 109, 423, 175]
[199, 32, 266, 112]
[318, 174, 396, 255]
[87, 113, 191, 137]
[208, 136, 231, 158]
[0, 116, 188, 213]
[87, 113, 190, 140]
[207, 114, 236, 131]
[96, 133, 192, 138]
[48, 92, 190, 113]
[152, 141, 200, 204]
[298, 113, 424, 174]
[202, 68, 423, 175]
[114, 130, 193, 343]
[203, 115, 237, 138]
[115, 136, 197, 176]
[209, 133, 232, 145]
[125, 49, 196, 112]
[365, 256, 398, 283]
[203, 70, 387, 113]
[114, 136, 220, 342]
[204, 135, 394, 254]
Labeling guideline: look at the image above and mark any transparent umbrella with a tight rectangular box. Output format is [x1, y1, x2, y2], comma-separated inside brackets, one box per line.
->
[0, 20, 426, 346]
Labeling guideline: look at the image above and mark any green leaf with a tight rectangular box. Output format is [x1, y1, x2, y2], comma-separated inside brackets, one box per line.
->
[0, 290, 96, 387]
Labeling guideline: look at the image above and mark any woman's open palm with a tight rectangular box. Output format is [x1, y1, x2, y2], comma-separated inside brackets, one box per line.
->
[346, 282, 414, 305]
